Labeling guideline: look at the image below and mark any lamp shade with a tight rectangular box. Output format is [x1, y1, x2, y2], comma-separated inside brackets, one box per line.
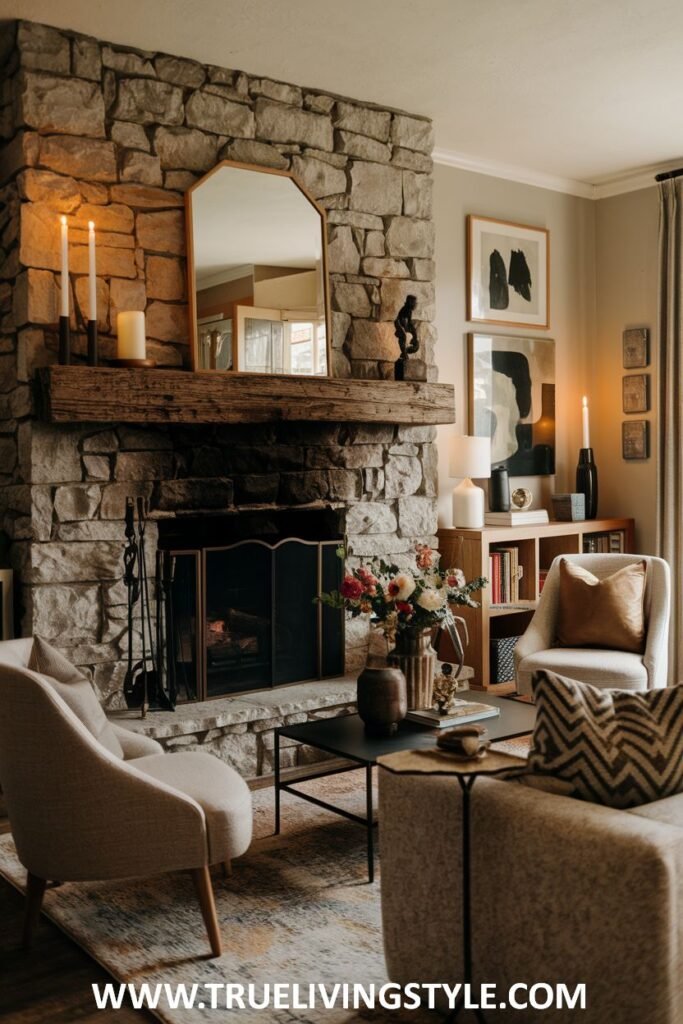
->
[450, 434, 491, 479]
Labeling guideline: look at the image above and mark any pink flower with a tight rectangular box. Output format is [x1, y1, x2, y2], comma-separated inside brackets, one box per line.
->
[357, 566, 378, 588]
[446, 568, 466, 588]
[416, 543, 434, 569]
[340, 576, 364, 601]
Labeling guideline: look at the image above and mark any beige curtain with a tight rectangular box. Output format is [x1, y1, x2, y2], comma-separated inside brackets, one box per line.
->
[658, 178, 683, 684]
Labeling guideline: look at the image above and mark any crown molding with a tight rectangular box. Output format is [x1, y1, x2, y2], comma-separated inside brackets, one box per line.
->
[432, 148, 594, 199]
[433, 147, 678, 201]
[591, 159, 683, 199]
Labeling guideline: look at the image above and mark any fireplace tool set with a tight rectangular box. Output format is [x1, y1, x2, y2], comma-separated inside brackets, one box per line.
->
[122, 497, 178, 717]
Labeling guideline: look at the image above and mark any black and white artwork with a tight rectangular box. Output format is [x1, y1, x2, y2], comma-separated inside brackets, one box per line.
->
[467, 216, 549, 328]
[469, 333, 555, 476]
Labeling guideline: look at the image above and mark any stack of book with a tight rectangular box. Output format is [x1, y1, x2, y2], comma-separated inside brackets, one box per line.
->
[406, 700, 501, 729]
[489, 546, 523, 604]
[583, 531, 624, 553]
[484, 509, 549, 526]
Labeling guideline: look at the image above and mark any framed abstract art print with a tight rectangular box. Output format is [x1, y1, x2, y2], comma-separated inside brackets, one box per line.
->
[467, 216, 549, 329]
[469, 332, 555, 476]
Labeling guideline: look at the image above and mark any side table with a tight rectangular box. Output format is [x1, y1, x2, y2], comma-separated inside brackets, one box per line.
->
[377, 748, 527, 1023]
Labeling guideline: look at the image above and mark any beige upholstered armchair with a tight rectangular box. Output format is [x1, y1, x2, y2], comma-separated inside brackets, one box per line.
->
[0, 638, 252, 956]
[515, 554, 670, 695]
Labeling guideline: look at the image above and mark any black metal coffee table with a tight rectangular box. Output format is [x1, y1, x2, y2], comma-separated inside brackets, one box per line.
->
[273, 691, 535, 882]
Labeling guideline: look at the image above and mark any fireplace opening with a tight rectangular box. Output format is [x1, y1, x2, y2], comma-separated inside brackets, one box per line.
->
[157, 510, 345, 701]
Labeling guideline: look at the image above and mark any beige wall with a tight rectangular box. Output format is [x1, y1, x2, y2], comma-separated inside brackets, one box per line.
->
[594, 187, 659, 553]
[433, 164, 596, 529]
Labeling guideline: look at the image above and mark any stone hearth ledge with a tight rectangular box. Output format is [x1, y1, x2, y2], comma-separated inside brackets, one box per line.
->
[110, 677, 360, 777]
[109, 668, 475, 781]
[111, 676, 358, 739]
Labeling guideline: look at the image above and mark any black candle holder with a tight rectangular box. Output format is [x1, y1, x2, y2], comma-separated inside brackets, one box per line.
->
[576, 447, 598, 519]
[58, 316, 71, 365]
[87, 320, 98, 366]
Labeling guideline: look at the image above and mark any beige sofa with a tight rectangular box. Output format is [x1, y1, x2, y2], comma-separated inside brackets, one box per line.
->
[0, 638, 252, 956]
[379, 767, 683, 1024]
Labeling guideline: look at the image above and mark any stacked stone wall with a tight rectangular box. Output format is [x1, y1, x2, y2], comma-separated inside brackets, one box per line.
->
[0, 20, 440, 705]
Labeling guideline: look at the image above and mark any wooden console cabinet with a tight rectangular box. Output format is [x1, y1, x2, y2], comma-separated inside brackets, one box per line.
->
[437, 518, 635, 693]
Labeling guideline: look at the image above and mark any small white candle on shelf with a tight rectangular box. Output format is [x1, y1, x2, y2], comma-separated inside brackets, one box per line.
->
[88, 220, 97, 322]
[582, 395, 590, 449]
[60, 215, 69, 317]
[117, 311, 146, 360]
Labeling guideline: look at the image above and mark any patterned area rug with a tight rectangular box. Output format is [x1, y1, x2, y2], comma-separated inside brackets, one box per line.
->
[0, 740, 529, 1024]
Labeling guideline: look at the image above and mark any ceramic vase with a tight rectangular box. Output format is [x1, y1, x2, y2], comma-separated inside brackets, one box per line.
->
[391, 628, 437, 710]
[356, 662, 407, 737]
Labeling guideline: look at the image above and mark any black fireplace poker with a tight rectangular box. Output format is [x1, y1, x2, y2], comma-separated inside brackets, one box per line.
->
[122, 497, 175, 716]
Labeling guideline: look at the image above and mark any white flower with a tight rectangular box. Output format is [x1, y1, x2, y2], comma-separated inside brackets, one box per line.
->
[417, 587, 448, 611]
[392, 572, 416, 601]
[423, 572, 444, 590]
[446, 568, 466, 588]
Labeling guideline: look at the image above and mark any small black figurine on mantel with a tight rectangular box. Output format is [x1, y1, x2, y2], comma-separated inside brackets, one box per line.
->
[393, 294, 419, 381]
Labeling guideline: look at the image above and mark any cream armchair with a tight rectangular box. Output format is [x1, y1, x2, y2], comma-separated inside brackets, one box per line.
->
[0, 638, 252, 956]
[514, 554, 670, 695]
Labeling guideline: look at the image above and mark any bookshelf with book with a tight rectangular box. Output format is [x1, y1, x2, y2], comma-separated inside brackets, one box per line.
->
[437, 517, 635, 693]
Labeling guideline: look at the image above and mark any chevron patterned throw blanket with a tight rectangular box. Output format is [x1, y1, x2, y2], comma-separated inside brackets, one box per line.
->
[528, 670, 683, 808]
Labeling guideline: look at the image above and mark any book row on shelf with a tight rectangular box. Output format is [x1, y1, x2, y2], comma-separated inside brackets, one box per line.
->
[583, 531, 625, 553]
[489, 547, 523, 605]
[488, 528, 627, 609]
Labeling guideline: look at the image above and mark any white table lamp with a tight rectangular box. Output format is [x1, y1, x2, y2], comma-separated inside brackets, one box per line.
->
[450, 435, 491, 528]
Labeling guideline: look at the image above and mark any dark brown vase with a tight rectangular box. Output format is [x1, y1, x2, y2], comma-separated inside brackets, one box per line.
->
[356, 662, 407, 737]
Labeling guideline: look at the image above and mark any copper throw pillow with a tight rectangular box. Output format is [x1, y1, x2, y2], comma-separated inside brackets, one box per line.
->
[529, 670, 683, 808]
[556, 558, 646, 653]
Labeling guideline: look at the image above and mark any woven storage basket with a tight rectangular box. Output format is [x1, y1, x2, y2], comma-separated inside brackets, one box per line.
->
[490, 635, 521, 685]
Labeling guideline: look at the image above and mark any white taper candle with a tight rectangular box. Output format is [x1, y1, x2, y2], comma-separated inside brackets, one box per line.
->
[582, 395, 590, 449]
[60, 215, 68, 317]
[88, 221, 97, 321]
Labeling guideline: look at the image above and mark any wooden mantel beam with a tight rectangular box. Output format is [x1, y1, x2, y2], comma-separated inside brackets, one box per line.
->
[36, 367, 456, 426]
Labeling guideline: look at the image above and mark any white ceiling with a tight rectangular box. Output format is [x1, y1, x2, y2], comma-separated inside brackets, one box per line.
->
[5, 0, 683, 189]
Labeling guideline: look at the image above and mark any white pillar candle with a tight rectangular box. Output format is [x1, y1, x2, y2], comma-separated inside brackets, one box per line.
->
[88, 221, 97, 322]
[60, 215, 69, 317]
[582, 395, 590, 449]
[117, 311, 146, 360]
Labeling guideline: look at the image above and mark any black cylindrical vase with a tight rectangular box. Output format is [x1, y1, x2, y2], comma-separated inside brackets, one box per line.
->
[576, 448, 598, 519]
[489, 466, 511, 512]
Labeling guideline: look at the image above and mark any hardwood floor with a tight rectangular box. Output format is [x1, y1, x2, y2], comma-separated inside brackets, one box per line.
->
[0, 819, 153, 1023]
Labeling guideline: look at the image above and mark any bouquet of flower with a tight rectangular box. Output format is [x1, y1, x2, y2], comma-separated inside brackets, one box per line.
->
[319, 543, 487, 646]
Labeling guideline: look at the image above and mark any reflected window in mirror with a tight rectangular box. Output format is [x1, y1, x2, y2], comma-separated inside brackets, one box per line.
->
[187, 162, 330, 376]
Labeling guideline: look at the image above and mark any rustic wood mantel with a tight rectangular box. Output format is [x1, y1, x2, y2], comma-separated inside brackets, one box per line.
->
[37, 367, 456, 426]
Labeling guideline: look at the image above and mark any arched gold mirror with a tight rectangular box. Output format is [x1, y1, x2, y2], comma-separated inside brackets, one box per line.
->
[186, 161, 331, 375]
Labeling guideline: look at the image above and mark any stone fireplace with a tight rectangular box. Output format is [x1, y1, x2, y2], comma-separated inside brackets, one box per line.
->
[0, 20, 451, 773]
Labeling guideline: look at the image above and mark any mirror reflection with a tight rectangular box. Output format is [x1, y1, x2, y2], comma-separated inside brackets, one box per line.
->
[189, 163, 329, 375]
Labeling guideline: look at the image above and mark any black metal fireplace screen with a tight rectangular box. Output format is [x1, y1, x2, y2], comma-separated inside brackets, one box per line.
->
[164, 537, 344, 701]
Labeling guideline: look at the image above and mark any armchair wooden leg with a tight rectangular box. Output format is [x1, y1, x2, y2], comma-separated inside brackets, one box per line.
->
[23, 873, 47, 949]
[191, 867, 222, 958]
[222, 860, 232, 878]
